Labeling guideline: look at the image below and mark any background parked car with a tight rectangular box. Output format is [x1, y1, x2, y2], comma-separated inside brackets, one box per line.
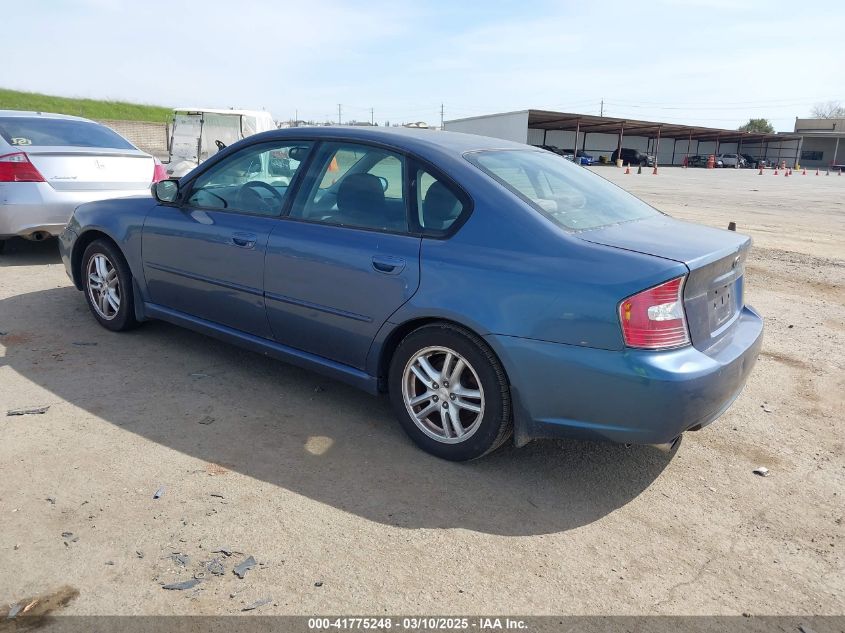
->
[687, 155, 709, 167]
[0, 110, 165, 253]
[611, 147, 655, 167]
[717, 153, 743, 168]
[564, 149, 595, 166]
[741, 153, 767, 168]
[535, 144, 575, 161]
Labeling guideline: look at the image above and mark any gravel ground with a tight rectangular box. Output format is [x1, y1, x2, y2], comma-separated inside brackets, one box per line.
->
[0, 167, 842, 616]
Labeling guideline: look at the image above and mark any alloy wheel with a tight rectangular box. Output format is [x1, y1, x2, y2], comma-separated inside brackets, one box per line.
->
[401, 346, 485, 444]
[86, 253, 121, 320]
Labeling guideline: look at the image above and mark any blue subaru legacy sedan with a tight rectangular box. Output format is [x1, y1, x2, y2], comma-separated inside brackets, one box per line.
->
[59, 127, 763, 461]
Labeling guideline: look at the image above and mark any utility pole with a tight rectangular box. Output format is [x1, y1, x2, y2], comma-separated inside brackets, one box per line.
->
[370, 107, 374, 125]
[600, 99, 604, 117]
[440, 103, 444, 129]
[337, 104, 342, 125]
[294, 109, 298, 127]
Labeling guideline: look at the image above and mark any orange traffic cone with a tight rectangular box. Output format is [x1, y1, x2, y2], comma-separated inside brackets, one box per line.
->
[652, 165, 658, 175]
[624, 163, 631, 174]
[785, 169, 789, 177]
[802, 167, 807, 175]
[816, 168, 820, 175]
[758, 165, 764, 175]
[773, 167, 778, 175]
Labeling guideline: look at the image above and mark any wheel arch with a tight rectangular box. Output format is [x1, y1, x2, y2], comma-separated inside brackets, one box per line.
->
[72, 229, 146, 322]
[71, 230, 121, 289]
[374, 316, 511, 393]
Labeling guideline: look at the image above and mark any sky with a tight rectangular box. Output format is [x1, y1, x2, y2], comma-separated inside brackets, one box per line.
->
[5, 0, 845, 131]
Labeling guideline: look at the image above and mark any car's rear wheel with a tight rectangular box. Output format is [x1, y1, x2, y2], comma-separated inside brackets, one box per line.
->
[388, 323, 512, 461]
[81, 239, 139, 332]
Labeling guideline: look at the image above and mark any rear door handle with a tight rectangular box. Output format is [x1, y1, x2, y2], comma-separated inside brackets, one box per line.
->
[231, 232, 257, 249]
[372, 255, 406, 275]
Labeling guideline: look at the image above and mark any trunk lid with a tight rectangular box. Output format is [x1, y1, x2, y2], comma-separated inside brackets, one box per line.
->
[26, 147, 153, 192]
[577, 215, 751, 352]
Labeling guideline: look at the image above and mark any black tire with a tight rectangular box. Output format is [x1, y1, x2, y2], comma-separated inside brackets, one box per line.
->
[80, 239, 140, 332]
[388, 323, 512, 461]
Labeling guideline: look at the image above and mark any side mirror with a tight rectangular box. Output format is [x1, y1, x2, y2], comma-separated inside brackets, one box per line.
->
[153, 179, 180, 203]
[377, 176, 389, 192]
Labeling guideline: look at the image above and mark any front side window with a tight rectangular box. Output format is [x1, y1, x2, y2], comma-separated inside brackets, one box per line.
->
[185, 141, 312, 216]
[291, 143, 408, 232]
[415, 168, 465, 233]
[0, 117, 135, 149]
[465, 149, 659, 231]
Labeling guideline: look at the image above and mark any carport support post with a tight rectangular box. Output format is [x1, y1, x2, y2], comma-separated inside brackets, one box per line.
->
[715, 134, 720, 160]
[686, 130, 692, 165]
[834, 137, 841, 166]
[574, 119, 580, 159]
[795, 137, 803, 168]
[738, 137, 743, 167]
[654, 127, 661, 168]
[616, 122, 625, 166]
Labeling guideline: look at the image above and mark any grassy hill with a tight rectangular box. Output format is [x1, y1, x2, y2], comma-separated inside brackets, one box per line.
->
[0, 88, 171, 122]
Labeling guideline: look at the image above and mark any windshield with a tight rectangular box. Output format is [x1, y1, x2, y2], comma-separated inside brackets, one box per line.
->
[465, 149, 660, 231]
[0, 117, 136, 150]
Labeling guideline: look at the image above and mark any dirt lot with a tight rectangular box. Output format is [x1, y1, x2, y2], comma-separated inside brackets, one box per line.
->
[0, 167, 842, 616]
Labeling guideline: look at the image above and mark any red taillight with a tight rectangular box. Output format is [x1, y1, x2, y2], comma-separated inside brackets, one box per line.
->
[0, 152, 45, 182]
[619, 276, 690, 350]
[152, 158, 168, 183]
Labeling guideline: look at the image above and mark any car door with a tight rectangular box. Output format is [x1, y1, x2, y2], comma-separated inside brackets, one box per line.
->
[142, 140, 313, 338]
[264, 141, 421, 369]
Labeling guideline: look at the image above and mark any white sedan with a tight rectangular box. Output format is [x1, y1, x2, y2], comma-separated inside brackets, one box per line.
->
[0, 110, 166, 253]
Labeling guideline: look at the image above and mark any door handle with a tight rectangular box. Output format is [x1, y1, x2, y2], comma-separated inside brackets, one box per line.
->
[372, 255, 406, 275]
[231, 232, 257, 249]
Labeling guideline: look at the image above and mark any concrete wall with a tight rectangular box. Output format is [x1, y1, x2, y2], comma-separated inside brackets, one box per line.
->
[444, 111, 529, 144]
[794, 117, 845, 133]
[98, 119, 169, 160]
[798, 137, 842, 167]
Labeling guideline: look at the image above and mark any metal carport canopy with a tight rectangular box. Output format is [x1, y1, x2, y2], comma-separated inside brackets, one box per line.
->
[527, 109, 799, 143]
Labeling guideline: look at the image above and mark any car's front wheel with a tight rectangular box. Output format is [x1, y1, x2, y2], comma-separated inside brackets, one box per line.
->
[81, 239, 139, 332]
[388, 323, 512, 461]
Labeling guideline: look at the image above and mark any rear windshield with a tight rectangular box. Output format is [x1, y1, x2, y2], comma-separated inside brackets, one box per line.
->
[0, 117, 135, 150]
[465, 149, 660, 231]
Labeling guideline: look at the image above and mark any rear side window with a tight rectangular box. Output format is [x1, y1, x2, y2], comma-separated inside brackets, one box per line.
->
[415, 168, 466, 234]
[0, 117, 135, 150]
[466, 149, 659, 231]
[291, 142, 408, 232]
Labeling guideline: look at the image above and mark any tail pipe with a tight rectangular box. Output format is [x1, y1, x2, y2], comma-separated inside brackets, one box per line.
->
[650, 435, 682, 453]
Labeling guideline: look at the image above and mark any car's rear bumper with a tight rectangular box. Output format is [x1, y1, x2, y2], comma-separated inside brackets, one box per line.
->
[0, 182, 149, 239]
[487, 305, 763, 446]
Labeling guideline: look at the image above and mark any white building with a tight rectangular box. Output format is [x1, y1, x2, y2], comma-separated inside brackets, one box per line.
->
[794, 117, 845, 169]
